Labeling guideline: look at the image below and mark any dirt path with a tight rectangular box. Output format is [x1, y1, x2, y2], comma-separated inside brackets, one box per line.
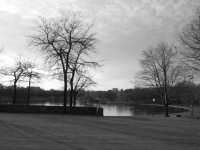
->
[0, 112, 200, 150]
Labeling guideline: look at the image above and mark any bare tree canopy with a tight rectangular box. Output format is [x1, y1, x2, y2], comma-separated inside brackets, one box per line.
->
[177, 7, 200, 71]
[136, 42, 186, 116]
[70, 68, 96, 107]
[23, 61, 42, 105]
[27, 10, 98, 111]
[0, 56, 26, 104]
[67, 40, 100, 107]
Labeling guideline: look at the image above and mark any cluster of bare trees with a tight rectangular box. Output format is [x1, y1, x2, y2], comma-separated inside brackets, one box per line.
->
[0, 10, 99, 112]
[0, 56, 42, 105]
[27, 10, 99, 112]
[136, 7, 200, 116]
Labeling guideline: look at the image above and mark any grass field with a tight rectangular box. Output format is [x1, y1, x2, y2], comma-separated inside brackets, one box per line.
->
[0, 106, 200, 150]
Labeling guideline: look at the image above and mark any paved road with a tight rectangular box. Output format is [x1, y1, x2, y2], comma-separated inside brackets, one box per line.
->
[0, 113, 200, 150]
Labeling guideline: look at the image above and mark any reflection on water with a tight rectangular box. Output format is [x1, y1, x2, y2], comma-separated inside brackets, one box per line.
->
[91, 104, 134, 116]
[104, 106, 133, 116]
[33, 102, 189, 116]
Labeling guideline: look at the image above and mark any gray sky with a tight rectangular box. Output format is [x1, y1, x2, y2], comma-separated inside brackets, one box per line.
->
[0, 0, 199, 91]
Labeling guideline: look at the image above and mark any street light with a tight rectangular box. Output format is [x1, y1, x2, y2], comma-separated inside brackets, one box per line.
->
[188, 75, 194, 116]
[152, 98, 155, 117]
[191, 100, 193, 116]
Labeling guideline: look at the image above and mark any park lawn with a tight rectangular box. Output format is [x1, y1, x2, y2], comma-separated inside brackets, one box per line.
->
[0, 107, 200, 150]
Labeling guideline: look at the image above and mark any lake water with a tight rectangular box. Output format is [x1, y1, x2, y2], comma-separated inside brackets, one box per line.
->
[33, 102, 189, 116]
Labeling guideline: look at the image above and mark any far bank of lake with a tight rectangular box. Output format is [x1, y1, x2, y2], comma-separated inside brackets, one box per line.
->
[33, 101, 189, 116]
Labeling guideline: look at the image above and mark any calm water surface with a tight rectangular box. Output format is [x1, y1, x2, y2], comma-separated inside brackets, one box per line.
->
[34, 102, 189, 116]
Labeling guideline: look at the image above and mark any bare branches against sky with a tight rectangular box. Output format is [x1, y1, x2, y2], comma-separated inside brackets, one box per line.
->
[0, 0, 200, 90]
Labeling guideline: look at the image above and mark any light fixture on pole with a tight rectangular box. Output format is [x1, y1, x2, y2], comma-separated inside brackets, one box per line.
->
[152, 98, 155, 117]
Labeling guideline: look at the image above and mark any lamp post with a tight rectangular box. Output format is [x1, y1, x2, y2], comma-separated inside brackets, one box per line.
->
[188, 75, 194, 116]
[152, 98, 155, 117]
[191, 100, 193, 116]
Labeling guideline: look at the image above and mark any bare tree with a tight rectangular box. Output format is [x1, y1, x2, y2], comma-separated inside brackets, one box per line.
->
[135, 42, 186, 116]
[27, 10, 98, 112]
[68, 47, 100, 107]
[72, 71, 97, 107]
[177, 7, 200, 71]
[69, 65, 96, 107]
[23, 61, 42, 105]
[1, 57, 25, 104]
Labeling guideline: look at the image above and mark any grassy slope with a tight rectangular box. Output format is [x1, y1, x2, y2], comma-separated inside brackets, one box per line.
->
[0, 107, 200, 150]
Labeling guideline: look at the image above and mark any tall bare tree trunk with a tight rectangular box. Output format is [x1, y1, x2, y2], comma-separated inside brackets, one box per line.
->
[70, 72, 75, 107]
[165, 103, 169, 117]
[70, 79, 73, 107]
[63, 76, 67, 114]
[27, 78, 31, 105]
[13, 81, 17, 105]
[164, 69, 169, 117]
[73, 93, 77, 107]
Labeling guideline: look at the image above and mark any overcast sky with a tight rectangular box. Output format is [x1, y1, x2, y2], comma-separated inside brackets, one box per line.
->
[0, 0, 200, 91]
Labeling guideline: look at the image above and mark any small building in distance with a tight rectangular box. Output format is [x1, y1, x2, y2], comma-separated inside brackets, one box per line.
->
[112, 88, 118, 92]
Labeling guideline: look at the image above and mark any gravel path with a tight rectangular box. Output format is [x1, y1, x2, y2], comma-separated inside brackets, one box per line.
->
[0, 109, 200, 150]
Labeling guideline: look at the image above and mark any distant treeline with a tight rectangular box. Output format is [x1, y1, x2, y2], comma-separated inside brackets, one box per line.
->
[85, 81, 200, 106]
[0, 81, 199, 106]
[0, 85, 84, 104]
